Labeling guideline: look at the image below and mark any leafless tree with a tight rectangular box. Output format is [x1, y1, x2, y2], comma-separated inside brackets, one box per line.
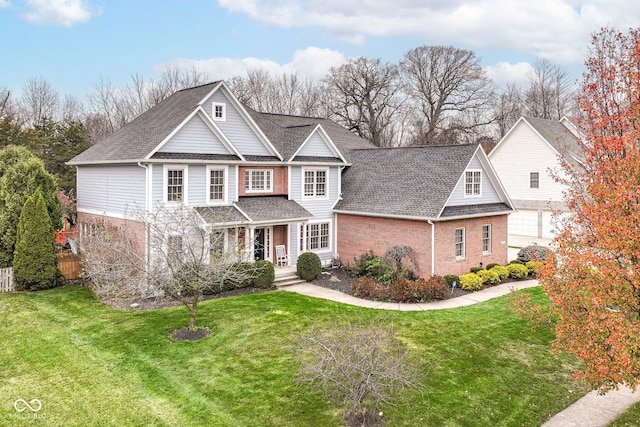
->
[0, 87, 14, 119]
[81, 205, 263, 332]
[293, 317, 423, 425]
[20, 76, 60, 126]
[493, 83, 524, 139]
[61, 94, 85, 123]
[400, 45, 496, 145]
[324, 57, 403, 147]
[523, 58, 577, 120]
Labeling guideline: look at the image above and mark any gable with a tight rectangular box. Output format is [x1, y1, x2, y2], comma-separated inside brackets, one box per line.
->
[295, 131, 335, 158]
[203, 90, 274, 157]
[157, 114, 233, 155]
[490, 120, 560, 166]
[446, 154, 502, 207]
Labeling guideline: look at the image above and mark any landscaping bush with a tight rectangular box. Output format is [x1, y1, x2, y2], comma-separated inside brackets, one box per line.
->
[490, 265, 509, 280]
[253, 260, 275, 288]
[477, 269, 501, 285]
[506, 263, 529, 279]
[211, 262, 254, 293]
[459, 273, 483, 291]
[444, 275, 460, 287]
[388, 276, 449, 302]
[297, 252, 322, 281]
[470, 266, 484, 273]
[352, 276, 390, 300]
[517, 245, 550, 263]
[486, 263, 499, 270]
[347, 251, 378, 276]
[346, 251, 397, 284]
[508, 259, 524, 265]
[423, 275, 450, 300]
[525, 260, 544, 277]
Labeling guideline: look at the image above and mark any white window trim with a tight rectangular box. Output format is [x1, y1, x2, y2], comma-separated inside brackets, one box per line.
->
[299, 220, 332, 254]
[212, 102, 226, 121]
[482, 224, 492, 254]
[206, 165, 228, 205]
[464, 169, 482, 198]
[302, 167, 329, 199]
[529, 172, 540, 189]
[245, 169, 273, 193]
[163, 164, 188, 205]
[455, 227, 465, 259]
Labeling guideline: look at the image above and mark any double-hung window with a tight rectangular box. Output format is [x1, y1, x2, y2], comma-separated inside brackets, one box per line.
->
[212, 102, 226, 121]
[464, 170, 481, 196]
[207, 167, 226, 203]
[482, 224, 491, 254]
[166, 167, 186, 203]
[303, 169, 327, 198]
[245, 169, 273, 192]
[530, 172, 539, 189]
[455, 227, 465, 259]
[299, 222, 330, 252]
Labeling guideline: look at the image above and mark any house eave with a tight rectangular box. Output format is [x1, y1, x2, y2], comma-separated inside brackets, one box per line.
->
[333, 209, 436, 222]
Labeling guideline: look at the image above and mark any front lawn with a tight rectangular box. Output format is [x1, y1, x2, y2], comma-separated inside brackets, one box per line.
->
[0, 286, 588, 426]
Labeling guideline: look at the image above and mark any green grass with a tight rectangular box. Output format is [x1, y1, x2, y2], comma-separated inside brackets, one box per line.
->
[610, 401, 640, 426]
[0, 286, 590, 426]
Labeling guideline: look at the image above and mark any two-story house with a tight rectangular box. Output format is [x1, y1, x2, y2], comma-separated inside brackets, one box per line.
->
[489, 116, 582, 239]
[69, 81, 515, 278]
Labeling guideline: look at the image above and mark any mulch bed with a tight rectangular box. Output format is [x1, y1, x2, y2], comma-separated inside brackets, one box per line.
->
[170, 327, 213, 342]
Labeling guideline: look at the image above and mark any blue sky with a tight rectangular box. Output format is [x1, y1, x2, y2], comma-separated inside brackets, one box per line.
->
[2, 0, 640, 103]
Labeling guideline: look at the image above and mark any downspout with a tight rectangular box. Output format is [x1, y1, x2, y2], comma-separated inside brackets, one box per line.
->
[428, 220, 435, 277]
[137, 162, 150, 269]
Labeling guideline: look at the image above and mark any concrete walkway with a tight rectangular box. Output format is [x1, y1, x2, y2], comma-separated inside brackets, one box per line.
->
[280, 280, 640, 425]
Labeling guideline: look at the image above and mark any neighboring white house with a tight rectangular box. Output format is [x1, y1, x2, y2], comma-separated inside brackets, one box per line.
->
[489, 116, 582, 239]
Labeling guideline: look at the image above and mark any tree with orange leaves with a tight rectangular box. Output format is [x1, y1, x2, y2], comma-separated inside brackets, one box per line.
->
[541, 27, 640, 392]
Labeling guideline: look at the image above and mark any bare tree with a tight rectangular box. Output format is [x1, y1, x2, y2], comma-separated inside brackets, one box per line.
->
[324, 57, 403, 147]
[293, 317, 422, 425]
[20, 76, 60, 126]
[61, 94, 85, 123]
[400, 45, 496, 145]
[81, 205, 264, 333]
[523, 58, 577, 120]
[493, 83, 524, 139]
[0, 87, 14, 119]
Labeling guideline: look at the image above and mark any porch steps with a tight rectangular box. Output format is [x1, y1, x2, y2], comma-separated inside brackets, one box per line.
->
[274, 266, 306, 288]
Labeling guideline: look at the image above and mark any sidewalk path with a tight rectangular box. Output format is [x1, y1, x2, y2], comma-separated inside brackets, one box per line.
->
[280, 280, 640, 425]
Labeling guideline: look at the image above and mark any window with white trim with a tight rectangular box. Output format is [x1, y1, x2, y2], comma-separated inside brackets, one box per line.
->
[303, 169, 327, 198]
[166, 168, 185, 202]
[530, 172, 539, 189]
[482, 224, 491, 254]
[464, 170, 481, 196]
[208, 167, 226, 203]
[212, 102, 226, 121]
[245, 169, 273, 192]
[299, 222, 331, 252]
[455, 227, 465, 258]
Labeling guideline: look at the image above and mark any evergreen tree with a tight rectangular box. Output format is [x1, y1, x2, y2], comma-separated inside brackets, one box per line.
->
[14, 189, 62, 290]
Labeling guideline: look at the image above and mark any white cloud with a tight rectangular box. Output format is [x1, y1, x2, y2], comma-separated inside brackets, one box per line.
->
[0, 0, 11, 9]
[22, 0, 100, 27]
[155, 46, 347, 81]
[217, 0, 640, 66]
[485, 61, 534, 87]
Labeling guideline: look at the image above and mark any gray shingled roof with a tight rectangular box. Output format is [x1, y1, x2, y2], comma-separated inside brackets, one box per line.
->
[195, 205, 247, 224]
[524, 116, 583, 164]
[334, 144, 481, 219]
[246, 109, 375, 162]
[440, 203, 513, 218]
[235, 196, 312, 222]
[69, 82, 220, 164]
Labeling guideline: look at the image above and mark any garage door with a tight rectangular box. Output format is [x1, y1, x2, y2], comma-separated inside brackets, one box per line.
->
[542, 211, 570, 239]
[509, 210, 538, 237]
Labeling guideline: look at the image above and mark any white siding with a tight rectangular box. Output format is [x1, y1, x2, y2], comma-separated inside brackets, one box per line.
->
[446, 156, 501, 206]
[295, 131, 335, 158]
[158, 115, 231, 155]
[207, 91, 272, 156]
[77, 165, 146, 216]
[490, 121, 567, 202]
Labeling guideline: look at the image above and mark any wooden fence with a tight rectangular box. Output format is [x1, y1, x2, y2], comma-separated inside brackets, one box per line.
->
[0, 267, 14, 292]
[57, 252, 82, 280]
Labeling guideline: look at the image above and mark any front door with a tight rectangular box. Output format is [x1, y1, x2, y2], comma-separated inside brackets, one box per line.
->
[254, 227, 271, 261]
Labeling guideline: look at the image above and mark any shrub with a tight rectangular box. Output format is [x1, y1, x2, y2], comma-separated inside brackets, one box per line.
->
[486, 263, 499, 270]
[347, 251, 377, 276]
[297, 252, 322, 281]
[388, 276, 449, 302]
[423, 276, 450, 300]
[253, 260, 275, 288]
[476, 269, 501, 285]
[506, 263, 529, 279]
[352, 276, 390, 300]
[517, 245, 550, 263]
[508, 259, 524, 265]
[470, 266, 484, 273]
[444, 275, 460, 287]
[363, 256, 396, 285]
[490, 265, 509, 280]
[219, 262, 254, 291]
[525, 260, 544, 277]
[459, 273, 483, 291]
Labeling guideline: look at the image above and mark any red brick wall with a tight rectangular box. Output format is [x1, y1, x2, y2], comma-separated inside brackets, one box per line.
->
[238, 166, 288, 196]
[77, 212, 147, 260]
[336, 213, 509, 278]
